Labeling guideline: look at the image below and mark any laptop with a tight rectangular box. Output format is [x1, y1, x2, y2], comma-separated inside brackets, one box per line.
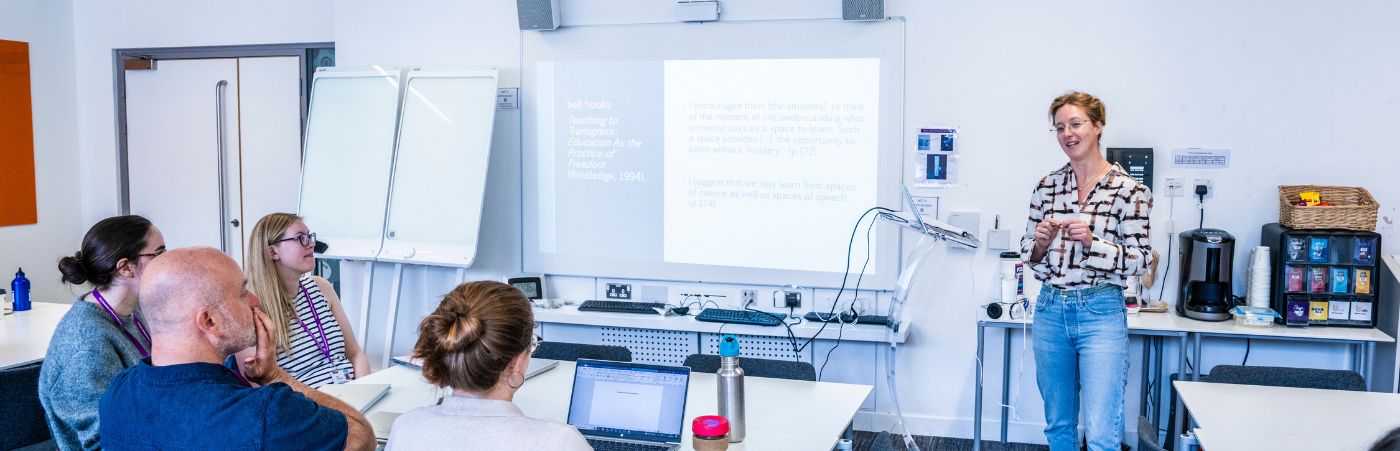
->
[318, 383, 390, 413]
[567, 359, 691, 451]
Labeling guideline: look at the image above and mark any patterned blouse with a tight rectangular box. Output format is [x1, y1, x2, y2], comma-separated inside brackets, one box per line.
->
[1019, 163, 1155, 290]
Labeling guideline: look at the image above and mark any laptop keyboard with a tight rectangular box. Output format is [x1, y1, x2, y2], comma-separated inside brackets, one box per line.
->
[586, 439, 671, 451]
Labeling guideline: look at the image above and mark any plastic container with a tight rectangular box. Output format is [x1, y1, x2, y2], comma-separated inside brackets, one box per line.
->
[1231, 306, 1279, 327]
[691, 415, 730, 451]
[1, 288, 11, 315]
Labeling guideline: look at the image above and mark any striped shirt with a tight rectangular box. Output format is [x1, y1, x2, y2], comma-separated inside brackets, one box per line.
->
[1019, 163, 1155, 290]
[277, 275, 354, 389]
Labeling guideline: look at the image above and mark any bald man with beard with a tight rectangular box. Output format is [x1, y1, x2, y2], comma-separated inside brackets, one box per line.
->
[98, 248, 374, 451]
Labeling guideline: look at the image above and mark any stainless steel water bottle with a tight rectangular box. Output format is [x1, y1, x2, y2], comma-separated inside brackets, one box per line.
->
[717, 334, 745, 443]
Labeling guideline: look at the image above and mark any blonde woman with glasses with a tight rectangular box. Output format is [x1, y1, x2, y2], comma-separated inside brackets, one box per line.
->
[242, 212, 369, 388]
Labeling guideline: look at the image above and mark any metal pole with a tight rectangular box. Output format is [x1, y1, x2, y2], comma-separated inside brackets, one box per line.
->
[974, 321, 985, 451]
[1001, 327, 1011, 442]
[1140, 335, 1150, 417]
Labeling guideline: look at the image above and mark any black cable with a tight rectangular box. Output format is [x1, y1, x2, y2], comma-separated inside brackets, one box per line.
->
[1157, 234, 1174, 304]
[1242, 339, 1251, 366]
[793, 207, 893, 354]
[1198, 194, 1205, 229]
[816, 216, 879, 378]
[817, 316, 848, 381]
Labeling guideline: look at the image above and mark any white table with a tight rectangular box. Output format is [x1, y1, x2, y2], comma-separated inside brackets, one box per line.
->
[974, 310, 1395, 450]
[534, 304, 909, 344]
[0, 302, 68, 369]
[1176, 380, 1400, 450]
[350, 361, 873, 450]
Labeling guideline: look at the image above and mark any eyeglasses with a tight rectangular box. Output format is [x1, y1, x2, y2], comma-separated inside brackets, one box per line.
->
[269, 232, 317, 248]
[1052, 120, 1090, 134]
[137, 248, 166, 259]
[530, 334, 543, 354]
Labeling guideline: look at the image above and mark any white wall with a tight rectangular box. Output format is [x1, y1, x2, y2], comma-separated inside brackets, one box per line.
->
[892, 0, 1400, 441]
[329, 0, 1400, 444]
[30, 0, 1400, 444]
[0, 0, 82, 302]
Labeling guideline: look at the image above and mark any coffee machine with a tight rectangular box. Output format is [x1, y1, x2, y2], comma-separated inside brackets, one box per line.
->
[1176, 228, 1236, 321]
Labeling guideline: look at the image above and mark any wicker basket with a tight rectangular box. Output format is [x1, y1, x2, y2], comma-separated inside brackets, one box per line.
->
[1278, 185, 1379, 231]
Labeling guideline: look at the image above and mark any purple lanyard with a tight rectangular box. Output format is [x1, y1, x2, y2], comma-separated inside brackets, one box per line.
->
[91, 290, 151, 358]
[292, 283, 334, 364]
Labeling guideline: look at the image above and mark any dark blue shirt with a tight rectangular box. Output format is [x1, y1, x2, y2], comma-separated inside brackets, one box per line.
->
[99, 360, 347, 450]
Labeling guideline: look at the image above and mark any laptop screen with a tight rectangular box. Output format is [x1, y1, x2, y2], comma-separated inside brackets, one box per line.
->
[567, 359, 690, 443]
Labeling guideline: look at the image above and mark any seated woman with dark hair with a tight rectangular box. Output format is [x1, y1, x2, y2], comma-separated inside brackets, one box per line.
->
[386, 281, 590, 451]
[39, 215, 165, 450]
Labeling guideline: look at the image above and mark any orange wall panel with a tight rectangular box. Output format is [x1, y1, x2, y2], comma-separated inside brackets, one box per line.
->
[0, 39, 37, 227]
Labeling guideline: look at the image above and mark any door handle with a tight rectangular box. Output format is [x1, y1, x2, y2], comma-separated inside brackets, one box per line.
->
[230, 219, 240, 227]
[215, 80, 230, 252]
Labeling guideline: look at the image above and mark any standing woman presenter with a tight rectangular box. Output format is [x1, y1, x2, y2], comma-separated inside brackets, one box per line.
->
[1020, 91, 1154, 451]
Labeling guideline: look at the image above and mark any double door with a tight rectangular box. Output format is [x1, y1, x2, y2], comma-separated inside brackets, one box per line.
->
[124, 57, 303, 266]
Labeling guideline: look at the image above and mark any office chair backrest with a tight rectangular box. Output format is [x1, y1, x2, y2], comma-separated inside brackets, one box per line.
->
[1137, 416, 1167, 451]
[682, 354, 817, 381]
[0, 361, 53, 450]
[531, 342, 632, 362]
[866, 431, 897, 451]
[1208, 364, 1366, 391]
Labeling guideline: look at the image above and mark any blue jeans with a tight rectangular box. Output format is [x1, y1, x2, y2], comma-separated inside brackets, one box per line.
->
[1032, 284, 1128, 451]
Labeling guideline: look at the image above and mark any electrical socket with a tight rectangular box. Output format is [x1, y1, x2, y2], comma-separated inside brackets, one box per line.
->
[1193, 178, 1213, 198]
[604, 283, 632, 299]
[741, 289, 756, 306]
[1164, 178, 1185, 197]
[783, 291, 802, 308]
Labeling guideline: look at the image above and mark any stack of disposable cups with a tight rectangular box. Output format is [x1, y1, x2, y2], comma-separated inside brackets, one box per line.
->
[1247, 246, 1272, 308]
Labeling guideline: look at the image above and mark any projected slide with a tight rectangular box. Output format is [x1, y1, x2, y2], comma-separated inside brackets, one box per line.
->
[536, 58, 879, 274]
[663, 59, 878, 271]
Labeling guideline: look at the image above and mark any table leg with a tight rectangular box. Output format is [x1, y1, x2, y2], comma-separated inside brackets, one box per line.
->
[1140, 336, 1150, 418]
[1366, 342, 1376, 391]
[1174, 334, 1187, 445]
[974, 322, 985, 451]
[1001, 327, 1011, 443]
[1192, 333, 1202, 381]
[1154, 337, 1165, 427]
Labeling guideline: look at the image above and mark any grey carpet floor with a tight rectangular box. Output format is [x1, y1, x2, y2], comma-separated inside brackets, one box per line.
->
[851, 431, 1051, 451]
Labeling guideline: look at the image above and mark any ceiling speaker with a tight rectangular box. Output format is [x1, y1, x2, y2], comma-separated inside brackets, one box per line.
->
[517, 0, 561, 30]
[842, 0, 884, 21]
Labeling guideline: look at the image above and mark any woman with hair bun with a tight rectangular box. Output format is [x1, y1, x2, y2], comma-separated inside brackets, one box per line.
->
[386, 281, 590, 451]
[39, 215, 165, 450]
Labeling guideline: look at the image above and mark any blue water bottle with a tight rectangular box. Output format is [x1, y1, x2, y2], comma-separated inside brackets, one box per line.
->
[12, 268, 30, 311]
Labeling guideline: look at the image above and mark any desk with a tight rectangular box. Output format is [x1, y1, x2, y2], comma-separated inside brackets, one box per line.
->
[534, 304, 909, 344]
[1176, 380, 1400, 450]
[350, 361, 873, 450]
[974, 311, 1396, 450]
[0, 302, 67, 369]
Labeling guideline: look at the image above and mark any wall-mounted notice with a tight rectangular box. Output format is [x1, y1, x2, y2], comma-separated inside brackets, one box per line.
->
[913, 127, 959, 188]
[1171, 148, 1230, 169]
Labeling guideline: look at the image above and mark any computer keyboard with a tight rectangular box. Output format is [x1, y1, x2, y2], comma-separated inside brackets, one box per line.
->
[694, 308, 784, 327]
[804, 311, 891, 326]
[577, 300, 667, 315]
[586, 439, 671, 451]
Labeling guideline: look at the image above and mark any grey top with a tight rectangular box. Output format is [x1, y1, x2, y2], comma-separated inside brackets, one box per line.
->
[386, 395, 591, 451]
[39, 298, 150, 451]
